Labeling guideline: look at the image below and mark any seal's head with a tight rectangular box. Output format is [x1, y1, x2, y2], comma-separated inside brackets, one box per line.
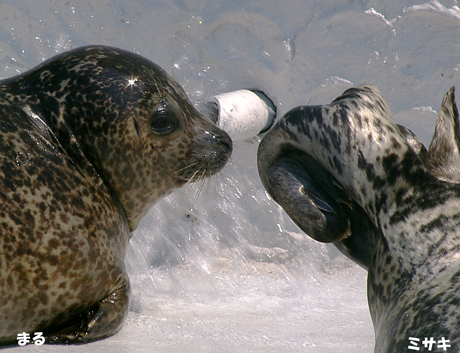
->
[6, 45, 232, 230]
[258, 86, 460, 269]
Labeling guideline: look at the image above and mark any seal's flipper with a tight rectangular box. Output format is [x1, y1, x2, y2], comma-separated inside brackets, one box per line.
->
[266, 152, 351, 243]
[84, 274, 130, 341]
[425, 87, 460, 182]
[45, 270, 130, 344]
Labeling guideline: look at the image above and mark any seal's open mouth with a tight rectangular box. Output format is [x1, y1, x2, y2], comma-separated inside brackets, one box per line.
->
[264, 147, 376, 269]
[265, 149, 351, 243]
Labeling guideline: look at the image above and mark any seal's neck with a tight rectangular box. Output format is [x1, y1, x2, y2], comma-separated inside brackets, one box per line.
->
[1, 79, 128, 227]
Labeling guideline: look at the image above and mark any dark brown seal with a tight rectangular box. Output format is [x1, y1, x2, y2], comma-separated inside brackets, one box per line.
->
[0, 45, 232, 345]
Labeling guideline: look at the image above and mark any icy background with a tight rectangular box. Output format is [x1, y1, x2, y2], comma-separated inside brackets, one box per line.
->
[1, 0, 460, 352]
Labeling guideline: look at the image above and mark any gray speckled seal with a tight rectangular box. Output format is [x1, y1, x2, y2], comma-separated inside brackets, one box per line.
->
[0, 45, 232, 345]
[258, 85, 460, 352]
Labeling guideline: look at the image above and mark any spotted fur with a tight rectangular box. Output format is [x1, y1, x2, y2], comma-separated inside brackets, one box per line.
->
[258, 85, 460, 352]
[0, 46, 232, 345]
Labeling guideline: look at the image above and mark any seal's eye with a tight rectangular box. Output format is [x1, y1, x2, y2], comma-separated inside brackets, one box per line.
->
[151, 103, 176, 135]
[151, 115, 175, 134]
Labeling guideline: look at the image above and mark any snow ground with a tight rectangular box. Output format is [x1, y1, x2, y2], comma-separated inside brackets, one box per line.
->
[1, 0, 459, 352]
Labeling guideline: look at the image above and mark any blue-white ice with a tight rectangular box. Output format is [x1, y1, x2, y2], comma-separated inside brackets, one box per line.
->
[2, 1, 459, 352]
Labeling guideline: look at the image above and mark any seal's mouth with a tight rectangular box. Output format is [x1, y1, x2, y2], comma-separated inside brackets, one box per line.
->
[260, 143, 376, 269]
[173, 127, 233, 183]
[264, 149, 352, 243]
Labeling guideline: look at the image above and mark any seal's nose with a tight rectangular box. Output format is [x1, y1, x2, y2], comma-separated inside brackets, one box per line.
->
[210, 127, 233, 154]
[203, 126, 233, 164]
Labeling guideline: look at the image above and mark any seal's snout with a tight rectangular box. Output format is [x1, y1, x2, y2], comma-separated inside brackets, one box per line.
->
[195, 124, 233, 176]
[205, 127, 233, 155]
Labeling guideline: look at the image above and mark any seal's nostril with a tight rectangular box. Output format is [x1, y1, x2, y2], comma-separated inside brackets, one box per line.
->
[217, 131, 233, 152]
[204, 129, 233, 153]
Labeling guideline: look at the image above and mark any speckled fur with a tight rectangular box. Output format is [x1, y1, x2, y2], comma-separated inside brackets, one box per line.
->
[0, 46, 231, 345]
[258, 85, 460, 352]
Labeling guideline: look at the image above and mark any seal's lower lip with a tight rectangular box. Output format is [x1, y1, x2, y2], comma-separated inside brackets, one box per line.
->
[266, 151, 351, 243]
[172, 150, 231, 183]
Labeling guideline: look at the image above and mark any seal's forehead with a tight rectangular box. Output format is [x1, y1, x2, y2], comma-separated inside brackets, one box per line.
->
[34, 45, 168, 86]
[81, 47, 189, 102]
[65, 46, 188, 99]
[79, 48, 167, 81]
[12, 45, 194, 118]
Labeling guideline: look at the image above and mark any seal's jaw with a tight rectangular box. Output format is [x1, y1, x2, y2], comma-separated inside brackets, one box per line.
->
[257, 119, 353, 243]
[265, 151, 351, 243]
[174, 124, 233, 183]
[258, 130, 377, 269]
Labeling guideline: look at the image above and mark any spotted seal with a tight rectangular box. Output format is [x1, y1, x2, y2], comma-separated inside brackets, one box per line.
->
[0, 45, 232, 345]
[257, 85, 460, 352]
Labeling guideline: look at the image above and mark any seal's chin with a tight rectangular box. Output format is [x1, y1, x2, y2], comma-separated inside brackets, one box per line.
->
[265, 151, 351, 243]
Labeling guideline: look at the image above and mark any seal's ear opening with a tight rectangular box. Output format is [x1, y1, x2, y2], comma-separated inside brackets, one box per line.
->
[425, 87, 460, 183]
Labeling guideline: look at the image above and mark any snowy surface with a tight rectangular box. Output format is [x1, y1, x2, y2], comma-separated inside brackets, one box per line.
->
[1, 0, 460, 352]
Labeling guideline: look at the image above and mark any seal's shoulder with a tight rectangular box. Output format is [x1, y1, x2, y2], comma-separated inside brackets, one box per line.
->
[0, 98, 127, 239]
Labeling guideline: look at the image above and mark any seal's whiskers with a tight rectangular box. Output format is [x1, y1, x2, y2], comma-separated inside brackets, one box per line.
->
[171, 161, 201, 181]
[157, 166, 207, 223]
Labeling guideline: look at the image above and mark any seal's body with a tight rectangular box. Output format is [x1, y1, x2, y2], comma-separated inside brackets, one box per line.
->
[258, 85, 460, 352]
[0, 46, 232, 344]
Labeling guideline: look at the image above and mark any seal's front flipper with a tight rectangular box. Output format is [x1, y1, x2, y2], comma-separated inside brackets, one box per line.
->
[84, 274, 131, 342]
[266, 152, 351, 243]
[425, 87, 460, 182]
[45, 271, 130, 344]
